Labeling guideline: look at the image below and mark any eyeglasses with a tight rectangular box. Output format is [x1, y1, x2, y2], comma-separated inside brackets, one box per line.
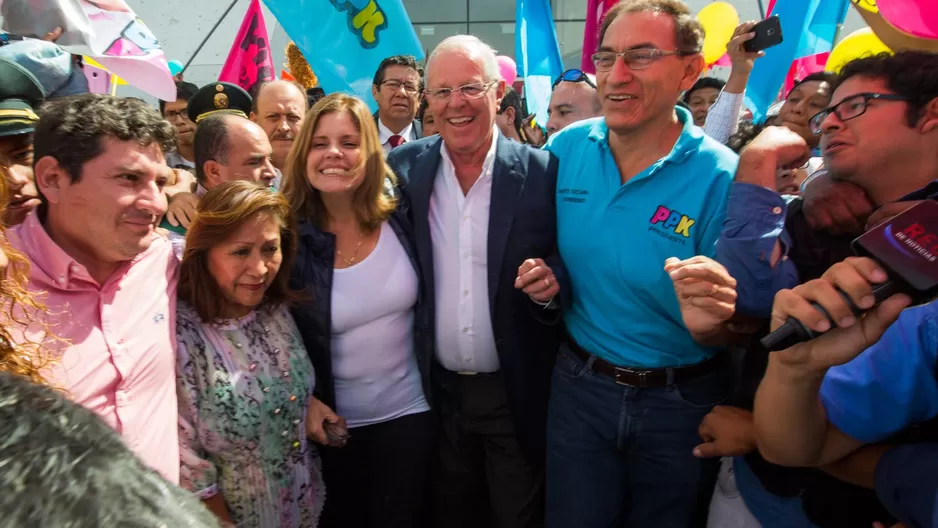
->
[809, 92, 910, 135]
[163, 110, 189, 121]
[425, 82, 495, 102]
[380, 79, 420, 94]
[591, 48, 690, 72]
[552, 69, 596, 90]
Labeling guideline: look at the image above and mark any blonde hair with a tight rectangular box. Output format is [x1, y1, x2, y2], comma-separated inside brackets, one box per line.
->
[281, 93, 397, 232]
[0, 162, 51, 384]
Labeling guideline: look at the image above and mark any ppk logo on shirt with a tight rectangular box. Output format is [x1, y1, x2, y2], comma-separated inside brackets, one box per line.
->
[648, 205, 696, 245]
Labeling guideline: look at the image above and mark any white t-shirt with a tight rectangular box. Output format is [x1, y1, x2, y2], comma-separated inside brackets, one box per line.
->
[330, 222, 429, 428]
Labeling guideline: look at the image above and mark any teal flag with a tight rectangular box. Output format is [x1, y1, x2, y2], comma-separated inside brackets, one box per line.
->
[516, 0, 564, 127]
[262, 0, 424, 111]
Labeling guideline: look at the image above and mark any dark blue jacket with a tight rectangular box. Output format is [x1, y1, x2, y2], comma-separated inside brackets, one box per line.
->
[875, 443, 938, 528]
[288, 199, 434, 410]
[387, 133, 567, 463]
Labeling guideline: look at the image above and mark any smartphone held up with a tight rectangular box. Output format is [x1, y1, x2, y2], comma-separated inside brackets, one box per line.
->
[744, 15, 783, 53]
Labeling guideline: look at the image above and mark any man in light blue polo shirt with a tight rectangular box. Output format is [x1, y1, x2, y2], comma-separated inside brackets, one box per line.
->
[543, 1, 737, 527]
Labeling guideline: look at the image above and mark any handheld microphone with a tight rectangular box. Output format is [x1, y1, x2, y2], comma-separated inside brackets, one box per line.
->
[761, 200, 938, 351]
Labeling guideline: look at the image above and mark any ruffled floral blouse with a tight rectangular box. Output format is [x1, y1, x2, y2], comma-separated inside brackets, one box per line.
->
[175, 301, 325, 527]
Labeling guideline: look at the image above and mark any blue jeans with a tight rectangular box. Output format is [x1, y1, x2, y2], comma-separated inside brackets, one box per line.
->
[546, 344, 729, 528]
[733, 456, 819, 528]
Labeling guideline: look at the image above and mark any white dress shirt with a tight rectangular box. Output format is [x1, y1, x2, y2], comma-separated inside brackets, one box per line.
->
[703, 90, 746, 144]
[429, 127, 500, 373]
[378, 118, 417, 153]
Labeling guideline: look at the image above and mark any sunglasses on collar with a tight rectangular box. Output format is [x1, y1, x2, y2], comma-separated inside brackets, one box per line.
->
[552, 69, 597, 91]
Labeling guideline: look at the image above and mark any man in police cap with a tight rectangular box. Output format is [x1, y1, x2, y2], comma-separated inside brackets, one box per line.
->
[161, 82, 276, 249]
[162, 81, 263, 237]
[186, 81, 254, 124]
[0, 57, 44, 226]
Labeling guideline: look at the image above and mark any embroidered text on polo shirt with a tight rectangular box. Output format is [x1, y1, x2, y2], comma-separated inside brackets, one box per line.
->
[649, 204, 696, 244]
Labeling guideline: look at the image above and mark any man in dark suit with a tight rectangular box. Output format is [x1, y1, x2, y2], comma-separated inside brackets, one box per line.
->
[373, 55, 423, 153]
[387, 35, 566, 528]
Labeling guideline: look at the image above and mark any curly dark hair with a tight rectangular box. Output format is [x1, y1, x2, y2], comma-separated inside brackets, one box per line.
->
[33, 94, 176, 182]
[839, 51, 938, 128]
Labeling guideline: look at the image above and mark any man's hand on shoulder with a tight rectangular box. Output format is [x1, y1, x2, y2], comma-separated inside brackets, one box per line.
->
[165, 192, 199, 229]
[803, 171, 875, 235]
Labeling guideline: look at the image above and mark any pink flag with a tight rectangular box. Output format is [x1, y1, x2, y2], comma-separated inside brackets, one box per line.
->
[580, 0, 617, 73]
[219, 0, 274, 97]
[713, 52, 732, 67]
[767, 0, 778, 15]
[782, 52, 829, 96]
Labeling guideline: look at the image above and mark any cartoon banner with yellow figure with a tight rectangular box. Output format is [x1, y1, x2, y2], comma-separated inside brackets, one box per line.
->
[262, 0, 423, 111]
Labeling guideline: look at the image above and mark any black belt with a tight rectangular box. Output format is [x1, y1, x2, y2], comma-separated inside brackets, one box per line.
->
[567, 339, 726, 388]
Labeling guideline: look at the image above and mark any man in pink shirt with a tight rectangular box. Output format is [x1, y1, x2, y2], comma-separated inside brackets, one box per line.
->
[8, 94, 181, 483]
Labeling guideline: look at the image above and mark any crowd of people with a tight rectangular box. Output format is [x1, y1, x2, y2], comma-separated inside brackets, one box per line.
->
[0, 0, 936, 527]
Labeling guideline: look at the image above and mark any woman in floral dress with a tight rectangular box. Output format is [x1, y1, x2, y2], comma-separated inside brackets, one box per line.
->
[175, 181, 332, 527]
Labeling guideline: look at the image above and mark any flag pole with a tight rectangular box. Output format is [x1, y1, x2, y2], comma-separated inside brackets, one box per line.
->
[756, 0, 766, 18]
[181, 0, 241, 75]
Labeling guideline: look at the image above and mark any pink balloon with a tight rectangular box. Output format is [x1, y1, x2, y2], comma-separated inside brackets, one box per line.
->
[713, 53, 732, 67]
[496, 55, 517, 84]
[878, 0, 938, 40]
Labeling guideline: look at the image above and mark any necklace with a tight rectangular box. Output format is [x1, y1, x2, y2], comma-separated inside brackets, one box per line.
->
[335, 230, 365, 267]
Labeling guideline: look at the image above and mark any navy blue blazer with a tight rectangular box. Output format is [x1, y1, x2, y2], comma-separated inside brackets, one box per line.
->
[387, 133, 567, 463]
[373, 112, 424, 140]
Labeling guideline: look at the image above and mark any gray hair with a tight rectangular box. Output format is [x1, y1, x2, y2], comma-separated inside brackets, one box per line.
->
[426, 35, 500, 84]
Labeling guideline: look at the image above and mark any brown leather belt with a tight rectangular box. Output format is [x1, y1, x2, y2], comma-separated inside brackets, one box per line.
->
[567, 339, 727, 389]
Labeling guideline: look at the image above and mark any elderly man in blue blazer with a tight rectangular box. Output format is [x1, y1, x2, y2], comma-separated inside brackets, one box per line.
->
[387, 35, 567, 528]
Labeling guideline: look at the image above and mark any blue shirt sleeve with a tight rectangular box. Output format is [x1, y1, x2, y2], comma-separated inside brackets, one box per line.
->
[874, 443, 938, 528]
[820, 303, 938, 444]
[715, 182, 799, 318]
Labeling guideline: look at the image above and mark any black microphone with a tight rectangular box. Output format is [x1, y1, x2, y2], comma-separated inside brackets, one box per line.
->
[761, 200, 938, 351]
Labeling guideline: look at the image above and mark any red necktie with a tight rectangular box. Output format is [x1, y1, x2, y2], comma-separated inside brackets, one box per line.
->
[388, 134, 405, 149]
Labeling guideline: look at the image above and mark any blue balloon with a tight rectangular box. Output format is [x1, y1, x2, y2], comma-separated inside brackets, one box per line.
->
[168, 60, 184, 76]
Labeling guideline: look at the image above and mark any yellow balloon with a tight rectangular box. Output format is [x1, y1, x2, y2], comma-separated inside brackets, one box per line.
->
[825, 28, 892, 73]
[697, 2, 740, 64]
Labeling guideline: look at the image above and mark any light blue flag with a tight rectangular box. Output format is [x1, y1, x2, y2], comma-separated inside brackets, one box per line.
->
[515, 0, 564, 130]
[744, 0, 849, 120]
[794, 0, 850, 58]
[262, 0, 424, 111]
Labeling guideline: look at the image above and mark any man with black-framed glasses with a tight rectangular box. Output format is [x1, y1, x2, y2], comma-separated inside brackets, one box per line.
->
[372, 55, 424, 153]
[546, 68, 601, 136]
